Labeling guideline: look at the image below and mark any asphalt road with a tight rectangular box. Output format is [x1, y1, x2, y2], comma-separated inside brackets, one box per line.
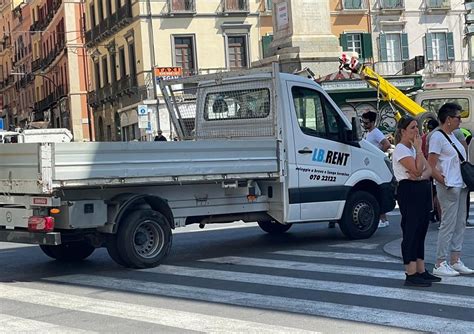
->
[1, 215, 473, 333]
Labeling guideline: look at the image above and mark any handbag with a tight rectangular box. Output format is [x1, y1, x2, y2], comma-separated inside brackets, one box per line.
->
[438, 130, 474, 190]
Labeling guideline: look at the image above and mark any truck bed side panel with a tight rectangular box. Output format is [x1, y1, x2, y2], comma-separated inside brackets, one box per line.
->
[0, 144, 43, 194]
[52, 140, 278, 181]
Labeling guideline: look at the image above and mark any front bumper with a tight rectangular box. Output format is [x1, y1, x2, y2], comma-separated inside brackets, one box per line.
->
[379, 178, 397, 214]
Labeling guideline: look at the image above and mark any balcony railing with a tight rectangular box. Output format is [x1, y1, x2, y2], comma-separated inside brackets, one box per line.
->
[426, 0, 450, 10]
[381, 0, 404, 10]
[31, 58, 42, 72]
[222, 0, 249, 13]
[342, 0, 367, 10]
[169, 0, 196, 14]
[426, 60, 455, 75]
[374, 61, 404, 76]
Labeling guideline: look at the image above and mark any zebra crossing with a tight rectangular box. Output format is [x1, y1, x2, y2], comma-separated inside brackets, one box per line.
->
[1, 244, 473, 333]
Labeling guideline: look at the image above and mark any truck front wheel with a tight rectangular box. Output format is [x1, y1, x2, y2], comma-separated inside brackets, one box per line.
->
[339, 191, 379, 240]
[116, 210, 172, 269]
[258, 220, 292, 234]
[39, 241, 95, 261]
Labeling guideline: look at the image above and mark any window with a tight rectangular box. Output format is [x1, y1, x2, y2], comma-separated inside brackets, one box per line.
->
[118, 47, 126, 78]
[291, 86, 345, 141]
[426, 32, 454, 61]
[421, 98, 469, 118]
[379, 33, 409, 61]
[174, 36, 195, 76]
[110, 53, 117, 82]
[339, 33, 373, 59]
[227, 35, 248, 69]
[89, 4, 96, 28]
[94, 61, 100, 89]
[98, 0, 104, 21]
[106, 0, 112, 18]
[128, 42, 136, 76]
[101, 56, 108, 85]
[343, 0, 364, 9]
[170, 0, 195, 12]
[381, 0, 404, 9]
[266, 0, 272, 11]
[204, 88, 270, 121]
[225, 0, 248, 11]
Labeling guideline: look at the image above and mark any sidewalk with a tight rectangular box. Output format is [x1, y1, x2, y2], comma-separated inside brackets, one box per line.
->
[384, 224, 474, 269]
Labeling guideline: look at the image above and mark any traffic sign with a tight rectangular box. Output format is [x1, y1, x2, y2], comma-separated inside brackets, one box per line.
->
[0, 118, 4, 130]
[137, 105, 148, 116]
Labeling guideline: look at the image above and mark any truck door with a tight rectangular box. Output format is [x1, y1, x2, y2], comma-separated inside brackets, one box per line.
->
[287, 82, 352, 221]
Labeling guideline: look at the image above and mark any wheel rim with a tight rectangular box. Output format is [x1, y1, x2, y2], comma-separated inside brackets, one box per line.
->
[133, 220, 165, 259]
[351, 201, 375, 232]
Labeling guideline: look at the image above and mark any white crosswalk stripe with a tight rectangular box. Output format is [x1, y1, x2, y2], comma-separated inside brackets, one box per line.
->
[271, 250, 400, 263]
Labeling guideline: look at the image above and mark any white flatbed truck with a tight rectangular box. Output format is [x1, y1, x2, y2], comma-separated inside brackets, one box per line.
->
[0, 66, 395, 268]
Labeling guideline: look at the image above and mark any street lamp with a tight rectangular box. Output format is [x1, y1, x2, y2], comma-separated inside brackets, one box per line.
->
[11, 72, 64, 128]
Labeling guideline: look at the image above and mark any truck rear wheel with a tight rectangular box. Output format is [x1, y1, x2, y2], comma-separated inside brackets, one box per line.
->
[40, 241, 95, 261]
[258, 220, 292, 234]
[116, 209, 172, 269]
[339, 191, 379, 240]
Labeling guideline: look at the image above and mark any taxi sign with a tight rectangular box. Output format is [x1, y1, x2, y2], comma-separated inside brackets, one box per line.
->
[154, 67, 183, 82]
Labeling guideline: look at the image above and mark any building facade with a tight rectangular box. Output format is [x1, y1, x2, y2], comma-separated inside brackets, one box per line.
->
[85, 0, 263, 141]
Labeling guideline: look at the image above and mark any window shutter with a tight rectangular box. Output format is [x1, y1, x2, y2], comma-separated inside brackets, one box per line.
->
[361, 33, 373, 59]
[447, 32, 455, 60]
[379, 34, 388, 61]
[339, 34, 348, 51]
[262, 35, 273, 58]
[425, 33, 433, 61]
[401, 33, 409, 60]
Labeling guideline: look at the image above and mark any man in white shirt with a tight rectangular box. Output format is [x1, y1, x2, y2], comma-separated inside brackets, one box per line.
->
[362, 111, 391, 228]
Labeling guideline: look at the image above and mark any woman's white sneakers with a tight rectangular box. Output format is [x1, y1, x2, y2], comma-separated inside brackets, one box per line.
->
[433, 260, 474, 276]
[450, 260, 474, 274]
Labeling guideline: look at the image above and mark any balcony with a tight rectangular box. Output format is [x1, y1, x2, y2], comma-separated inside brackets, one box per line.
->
[118, 75, 138, 95]
[426, 0, 450, 12]
[426, 60, 455, 76]
[222, 0, 249, 14]
[342, 0, 367, 11]
[168, 0, 196, 15]
[31, 58, 43, 72]
[85, 2, 133, 47]
[380, 0, 405, 13]
[87, 91, 99, 107]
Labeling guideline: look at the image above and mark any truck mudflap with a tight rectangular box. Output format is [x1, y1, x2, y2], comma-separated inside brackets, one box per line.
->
[379, 178, 397, 214]
[0, 229, 61, 245]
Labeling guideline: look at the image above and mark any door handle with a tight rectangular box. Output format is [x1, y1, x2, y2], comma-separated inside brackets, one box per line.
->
[298, 147, 313, 154]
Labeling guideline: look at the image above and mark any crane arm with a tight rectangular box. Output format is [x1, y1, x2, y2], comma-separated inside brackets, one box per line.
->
[339, 54, 426, 121]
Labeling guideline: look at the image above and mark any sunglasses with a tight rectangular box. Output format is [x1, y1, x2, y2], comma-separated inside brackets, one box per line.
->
[360, 119, 372, 124]
[450, 115, 461, 120]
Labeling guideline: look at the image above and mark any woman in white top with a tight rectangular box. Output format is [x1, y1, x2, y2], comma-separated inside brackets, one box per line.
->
[428, 103, 474, 277]
[393, 115, 438, 287]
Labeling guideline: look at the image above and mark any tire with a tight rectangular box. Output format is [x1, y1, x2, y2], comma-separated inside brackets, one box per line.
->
[116, 210, 172, 269]
[106, 237, 130, 267]
[416, 112, 437, 133]
[339, 191, 380, 240]
[257, 220, 292, 234]
[40, 241, 95, 261]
